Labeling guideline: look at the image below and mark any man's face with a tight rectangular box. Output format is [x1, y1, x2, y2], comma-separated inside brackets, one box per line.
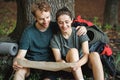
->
[35, 10, 51, 29]
[57, 14, 73, 33]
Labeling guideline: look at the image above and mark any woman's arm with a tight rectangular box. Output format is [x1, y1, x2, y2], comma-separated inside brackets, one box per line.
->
[52, 48, 66, 63]
[72, 41, 89, 71]
[78, 41, 89, 66]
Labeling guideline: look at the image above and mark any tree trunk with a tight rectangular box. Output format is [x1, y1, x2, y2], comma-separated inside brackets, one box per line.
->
[103, 0, 119, 29]
[42, 0, 75, 21]
[9, 0, 35, 42]
[9, 0, 75, 42]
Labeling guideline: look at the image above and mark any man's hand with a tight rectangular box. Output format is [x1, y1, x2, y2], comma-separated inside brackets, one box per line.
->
[76, 26, 87, 36]
[12, 49, 27, 71]
[57, 59, 66, 63]
[13, 58, 23, 71]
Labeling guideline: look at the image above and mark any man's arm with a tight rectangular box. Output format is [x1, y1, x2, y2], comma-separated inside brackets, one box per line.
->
[13, 49, 27, 71]
[76, 26, 87, 36]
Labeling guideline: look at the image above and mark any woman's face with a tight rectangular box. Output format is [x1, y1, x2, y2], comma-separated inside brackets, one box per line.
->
[57, 14, 73, 33]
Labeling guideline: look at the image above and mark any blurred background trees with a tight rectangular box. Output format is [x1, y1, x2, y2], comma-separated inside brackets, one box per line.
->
[0, 0, 119, 41]
[9, 0, 75, 42]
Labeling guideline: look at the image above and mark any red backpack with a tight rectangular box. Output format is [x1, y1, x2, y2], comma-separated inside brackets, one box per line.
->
[73, 15, 112, 56]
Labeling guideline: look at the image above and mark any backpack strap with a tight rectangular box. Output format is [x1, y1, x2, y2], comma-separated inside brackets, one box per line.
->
[73, 15, 94, 26]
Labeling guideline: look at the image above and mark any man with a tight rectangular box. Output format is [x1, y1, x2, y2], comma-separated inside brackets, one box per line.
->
[12, 1, 87, 80]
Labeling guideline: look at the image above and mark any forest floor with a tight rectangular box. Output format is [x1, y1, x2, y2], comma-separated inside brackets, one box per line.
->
[0, 0, 120, 79]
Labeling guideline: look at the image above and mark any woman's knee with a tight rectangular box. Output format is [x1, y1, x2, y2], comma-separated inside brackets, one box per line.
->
[88, 52, 103, 68]
[68, 48, 78, 55]
[66, 48, 79, 62]
[89, 52, 101, 63]
[89, 52, 100, 59]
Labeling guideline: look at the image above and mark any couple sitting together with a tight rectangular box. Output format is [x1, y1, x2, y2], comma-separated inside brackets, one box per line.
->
[13, 1, 104, 80]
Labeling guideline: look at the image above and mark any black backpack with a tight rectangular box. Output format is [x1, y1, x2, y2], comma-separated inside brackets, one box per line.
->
[73, 15, 120, 79]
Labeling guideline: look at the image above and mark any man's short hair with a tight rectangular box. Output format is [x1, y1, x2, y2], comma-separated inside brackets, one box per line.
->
[31, 1, 51, 16]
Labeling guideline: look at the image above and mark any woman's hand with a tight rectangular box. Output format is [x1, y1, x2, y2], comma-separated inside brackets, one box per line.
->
[71, 62, 81, 71]
[76, 26, 87, 36]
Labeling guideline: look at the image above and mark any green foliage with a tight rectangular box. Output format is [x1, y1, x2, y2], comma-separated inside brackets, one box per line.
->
[116, 25, 120, 31]
[92, 17, 113, 30]
[103, 24, 112, 30]
[115, 52, 120, 70]
[0, 56, 13, 80]
[29, 72, 41, 80]
[92, 17, 102, 28]
[0, 17, 16, 36]
[0, 75, 3, 80]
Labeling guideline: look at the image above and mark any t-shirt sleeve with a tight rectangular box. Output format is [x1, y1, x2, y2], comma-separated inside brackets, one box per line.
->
[50, 35, 60, 49]
[19, 29, 30, 50]
[79, 34, 89, 43]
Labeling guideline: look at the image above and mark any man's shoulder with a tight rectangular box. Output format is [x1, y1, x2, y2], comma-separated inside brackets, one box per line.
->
[24, 23, 35, 32]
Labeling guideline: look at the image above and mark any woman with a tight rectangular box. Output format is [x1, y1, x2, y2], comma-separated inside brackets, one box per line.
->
[50, 7, 104, 80]
[50, 7, 89, 80]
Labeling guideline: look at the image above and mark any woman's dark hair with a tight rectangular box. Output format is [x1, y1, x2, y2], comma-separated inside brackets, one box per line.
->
[56, 7, 73, 21]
